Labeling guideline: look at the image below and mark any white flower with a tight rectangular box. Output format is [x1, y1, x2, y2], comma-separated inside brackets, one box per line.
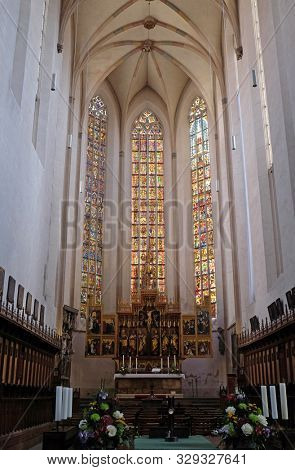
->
[79, 419, 88, 431]
[107, 424, 117, 437]
[113, 410, 124, 420]
[220, 425, 230, 434]
[257, 415, 268, 427]
[241, 423, 253, 436]
[225, 406, 236, 416]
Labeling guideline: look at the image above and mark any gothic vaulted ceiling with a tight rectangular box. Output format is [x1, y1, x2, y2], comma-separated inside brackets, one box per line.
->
[60, 0, 240, 119]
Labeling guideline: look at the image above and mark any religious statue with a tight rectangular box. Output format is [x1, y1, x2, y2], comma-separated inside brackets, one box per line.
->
[119, 328, 128, 355]
[138, 329, 147, 356]
[162, 330, 169, 355]
[128, 330, 137, 355]
[151, 328, 159, 355]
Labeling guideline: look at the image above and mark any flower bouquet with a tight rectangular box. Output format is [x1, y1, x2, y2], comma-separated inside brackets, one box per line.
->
[118, 365, 129, 375]
[78, 389, 133, 449]
[214, 391, 274, 450]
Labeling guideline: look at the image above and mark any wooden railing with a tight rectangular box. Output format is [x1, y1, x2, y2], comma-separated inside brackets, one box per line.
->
[0, 302, 61, 349]
[0, 392, 54, 437]
[238, 309, 295, 347]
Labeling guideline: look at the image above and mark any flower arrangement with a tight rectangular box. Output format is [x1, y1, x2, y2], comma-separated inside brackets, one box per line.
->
[78, 389, 133, 449]
[118, 365, 129, 375]
[169, 364, 181, 375]
[214, 391, 274, 450]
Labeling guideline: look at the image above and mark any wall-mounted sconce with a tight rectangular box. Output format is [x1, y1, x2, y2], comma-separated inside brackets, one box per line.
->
[51, 73, 56, 91]
[232, 135, 237, 151]
[67, 134, 73, 149]
[252, 69, 258, 88]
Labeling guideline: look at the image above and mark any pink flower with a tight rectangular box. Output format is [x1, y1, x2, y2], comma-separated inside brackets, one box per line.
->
[99, 415, 113, 432]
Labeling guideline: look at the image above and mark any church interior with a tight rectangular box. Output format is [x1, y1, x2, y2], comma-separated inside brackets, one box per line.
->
[0, 0, 295, 451]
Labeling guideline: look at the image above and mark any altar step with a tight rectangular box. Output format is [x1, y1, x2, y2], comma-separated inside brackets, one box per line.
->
[72, 397, 223, 437]
[118, 398, 223, 437]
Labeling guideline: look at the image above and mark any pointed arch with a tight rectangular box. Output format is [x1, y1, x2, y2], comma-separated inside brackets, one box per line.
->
[80, 96, 108, 316]
[131, 110, 166, 293]
[189, 97, 216, 313]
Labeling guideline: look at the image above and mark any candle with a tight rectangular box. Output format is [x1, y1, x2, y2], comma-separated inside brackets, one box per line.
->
[135, 357, 138, 370]
[270, 385, 278, 419]
[62, 387, 69, 420]
[129, 356, 132, 370]
[261, 385, 269, 418]
[167, 356, 170, 371]
[160, 357, 163, 370]
[55, 386, 63, 422]
[122, 355, 125, 367]
[279, 383, 288, 420]
[68, 388, 73, 418]
[174, 355, 176, 367]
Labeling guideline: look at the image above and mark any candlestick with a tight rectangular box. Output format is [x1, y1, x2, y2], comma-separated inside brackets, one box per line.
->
[261, 385, 269, 418]
[167, 356, 170, 372]
[270, 385, 278, 419]
[161, 357, 163, 370]
[279, 383, 288, 420]
[55, 386, 63, 422]
[135, 357, 138, 371]
[129, 356, 132, 370]
[122, 354, 125, 367]
[67, 388, 73, 418]
[62, 387, 69, 420]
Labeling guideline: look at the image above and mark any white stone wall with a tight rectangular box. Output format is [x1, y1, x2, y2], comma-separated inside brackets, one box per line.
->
[0, 0, 73, 328]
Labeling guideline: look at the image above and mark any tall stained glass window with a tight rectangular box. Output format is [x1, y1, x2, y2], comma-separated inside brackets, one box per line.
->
[131, 110, 165, 293]
[80, 96, 107, 316]
[189, 98, 216, 314]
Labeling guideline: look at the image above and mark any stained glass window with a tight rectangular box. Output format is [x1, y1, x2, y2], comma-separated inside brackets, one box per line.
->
[80, 96, 107, 316]
[131, 110, 165, 293]
[189, 98, 216, 314]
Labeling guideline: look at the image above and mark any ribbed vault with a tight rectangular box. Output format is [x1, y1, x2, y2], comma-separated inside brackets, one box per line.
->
[59, 0, 241, 122]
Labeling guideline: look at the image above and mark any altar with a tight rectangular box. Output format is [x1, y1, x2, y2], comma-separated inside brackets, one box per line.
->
[114, 373, 185, 397]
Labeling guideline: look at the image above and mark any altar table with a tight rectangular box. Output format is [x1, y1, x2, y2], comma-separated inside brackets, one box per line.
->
[114, 373, 185, 396]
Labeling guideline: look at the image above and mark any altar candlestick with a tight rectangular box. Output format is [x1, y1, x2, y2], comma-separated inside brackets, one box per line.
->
[261, 385, 269, 418]
[129, 356, 132, 370]
[122, 355, 125, 367]
[161, 357, 163, 370]
[270, 385, 278, 419]
[135, 357, 138, 370]
[173, 355, 176, 367]
[279, 383, 288, 420]
[68, 388, 73, 418]
[62, 387, 69, 420]
[55, 386, 63, 422]
[167, 356, 170, 372]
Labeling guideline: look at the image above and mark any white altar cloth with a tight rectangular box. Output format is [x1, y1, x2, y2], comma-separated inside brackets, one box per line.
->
[114, 373, 185, 379]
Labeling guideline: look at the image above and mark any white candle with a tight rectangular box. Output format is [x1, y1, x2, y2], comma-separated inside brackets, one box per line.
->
[55, 386, 63, 422]
[129, 356, 132, 370]
[261, 385, 269, 418]
[279, 383, 288, 420]
[160, 357, 163, 370]
[135, 357, 138, 370]
[270, 385, 278, 420]
[167, 356, 170, 371]
[62, 387, 69, 420]
[122, 355, 125, 367]
[174, 355, 176, 367]
[68, 388, 73, 418]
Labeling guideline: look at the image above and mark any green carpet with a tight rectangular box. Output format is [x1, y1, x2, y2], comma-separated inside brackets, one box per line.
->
[134, 436, 217, 450]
